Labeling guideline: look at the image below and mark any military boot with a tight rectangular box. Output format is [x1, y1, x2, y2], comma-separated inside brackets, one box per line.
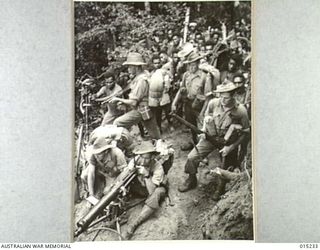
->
[122, 205, 155, 240]
[178, 174, 197, 192]
[212, 177, 226, 201]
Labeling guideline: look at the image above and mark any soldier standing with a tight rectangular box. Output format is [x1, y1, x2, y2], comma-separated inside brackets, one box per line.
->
[178, 82, 250, 201]
[172, 51, 212, 148]
[111, 52, 161, 139]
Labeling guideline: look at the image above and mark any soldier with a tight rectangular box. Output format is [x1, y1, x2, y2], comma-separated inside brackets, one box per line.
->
[172, 51, 212, 148]
[111, 52, 161, 139]
[81, 137, 127, 201]
[178, 81, 250, 201]
[122, 141, 167, 240]
[88, 125, 134, 156]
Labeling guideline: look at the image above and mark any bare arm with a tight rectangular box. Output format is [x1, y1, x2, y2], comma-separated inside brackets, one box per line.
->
[110, 97, 137, 107]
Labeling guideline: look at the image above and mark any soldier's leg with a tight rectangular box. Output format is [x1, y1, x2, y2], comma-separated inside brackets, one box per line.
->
[80, 166, 89, 195]
[145, 187, 166, 209]
[184, 101, 199, 144]
[113, 110, 141, 130]
[142, 116, 161, 139]
[123, 187, 166, 240]
[162, 103, 173, 127]
[101, 111, 118, 126]
[179, 139, 215, 192]
[137, 122, 145, 137]
[186, 138, 216, 174]
[150, 106, 162, 132]
[85, 164, 96, 196]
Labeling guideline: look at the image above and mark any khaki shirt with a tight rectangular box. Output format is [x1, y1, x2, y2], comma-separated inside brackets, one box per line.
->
[127, 157, 165, 186]
[204, 98, 250, 137]
[88, 146, 127, 177]
[181, 69, 210, 100]
[129, 72, 149, 108]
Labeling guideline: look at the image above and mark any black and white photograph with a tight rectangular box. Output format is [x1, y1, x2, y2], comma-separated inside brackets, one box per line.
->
[73, 1, 252, 241]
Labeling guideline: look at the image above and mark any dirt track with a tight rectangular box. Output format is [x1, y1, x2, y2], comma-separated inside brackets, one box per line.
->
[74, 123, 252, 241]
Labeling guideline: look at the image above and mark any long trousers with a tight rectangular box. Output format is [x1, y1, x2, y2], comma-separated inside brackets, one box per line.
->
[150, 104, 172, 133]
[113, 109, 161, 139]
[184, 138, 238, 175]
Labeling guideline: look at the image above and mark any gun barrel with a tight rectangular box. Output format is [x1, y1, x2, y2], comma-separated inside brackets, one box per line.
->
[75, 188, 121, 236]
[74, 170, 136, 237]
[170, 113, 203, 135]
[170, 113, 225, 147]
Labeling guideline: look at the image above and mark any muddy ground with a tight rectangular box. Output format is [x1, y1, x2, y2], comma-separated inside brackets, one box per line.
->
[74, 122, 253, 241]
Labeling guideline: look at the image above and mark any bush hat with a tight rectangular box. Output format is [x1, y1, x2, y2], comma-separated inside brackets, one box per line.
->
[133, 140, 157, 155]
[92, 137, 117, 155]
[177, 43, 194, 58]
[184, 51, 203, 64]
[123, 52, 146, 66]
[214, 81, 239, 93]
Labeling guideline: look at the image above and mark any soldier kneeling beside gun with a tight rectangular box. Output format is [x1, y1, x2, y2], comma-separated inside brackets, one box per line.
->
[75, 140, 171, 240]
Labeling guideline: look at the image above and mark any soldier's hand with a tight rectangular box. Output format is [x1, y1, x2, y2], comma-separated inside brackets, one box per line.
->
[204, 116, 213, 124]
[137, 166, 149, 177]
[219, 145, 234, 157]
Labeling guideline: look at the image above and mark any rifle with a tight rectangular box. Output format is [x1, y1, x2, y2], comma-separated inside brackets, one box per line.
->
[95, 85, 131, 104]
[170, 113, 226, 148]
[74, 167, 137, 237]
[74, 124, 84, 203]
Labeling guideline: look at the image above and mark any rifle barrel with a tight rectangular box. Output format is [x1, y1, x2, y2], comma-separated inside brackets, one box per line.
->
[170, 113, 225, 147]
[170, 113, 203, 135]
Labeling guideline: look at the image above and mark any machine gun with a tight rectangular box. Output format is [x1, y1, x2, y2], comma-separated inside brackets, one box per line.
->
[74, 167, 137, 237]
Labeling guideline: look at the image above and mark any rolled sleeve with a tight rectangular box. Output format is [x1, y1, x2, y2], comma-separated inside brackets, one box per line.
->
[113, 147, 127, 171]
[129, 78, 148, 102]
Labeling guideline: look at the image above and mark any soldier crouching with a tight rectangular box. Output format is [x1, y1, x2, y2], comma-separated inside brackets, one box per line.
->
[81, 137, 127, 201]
